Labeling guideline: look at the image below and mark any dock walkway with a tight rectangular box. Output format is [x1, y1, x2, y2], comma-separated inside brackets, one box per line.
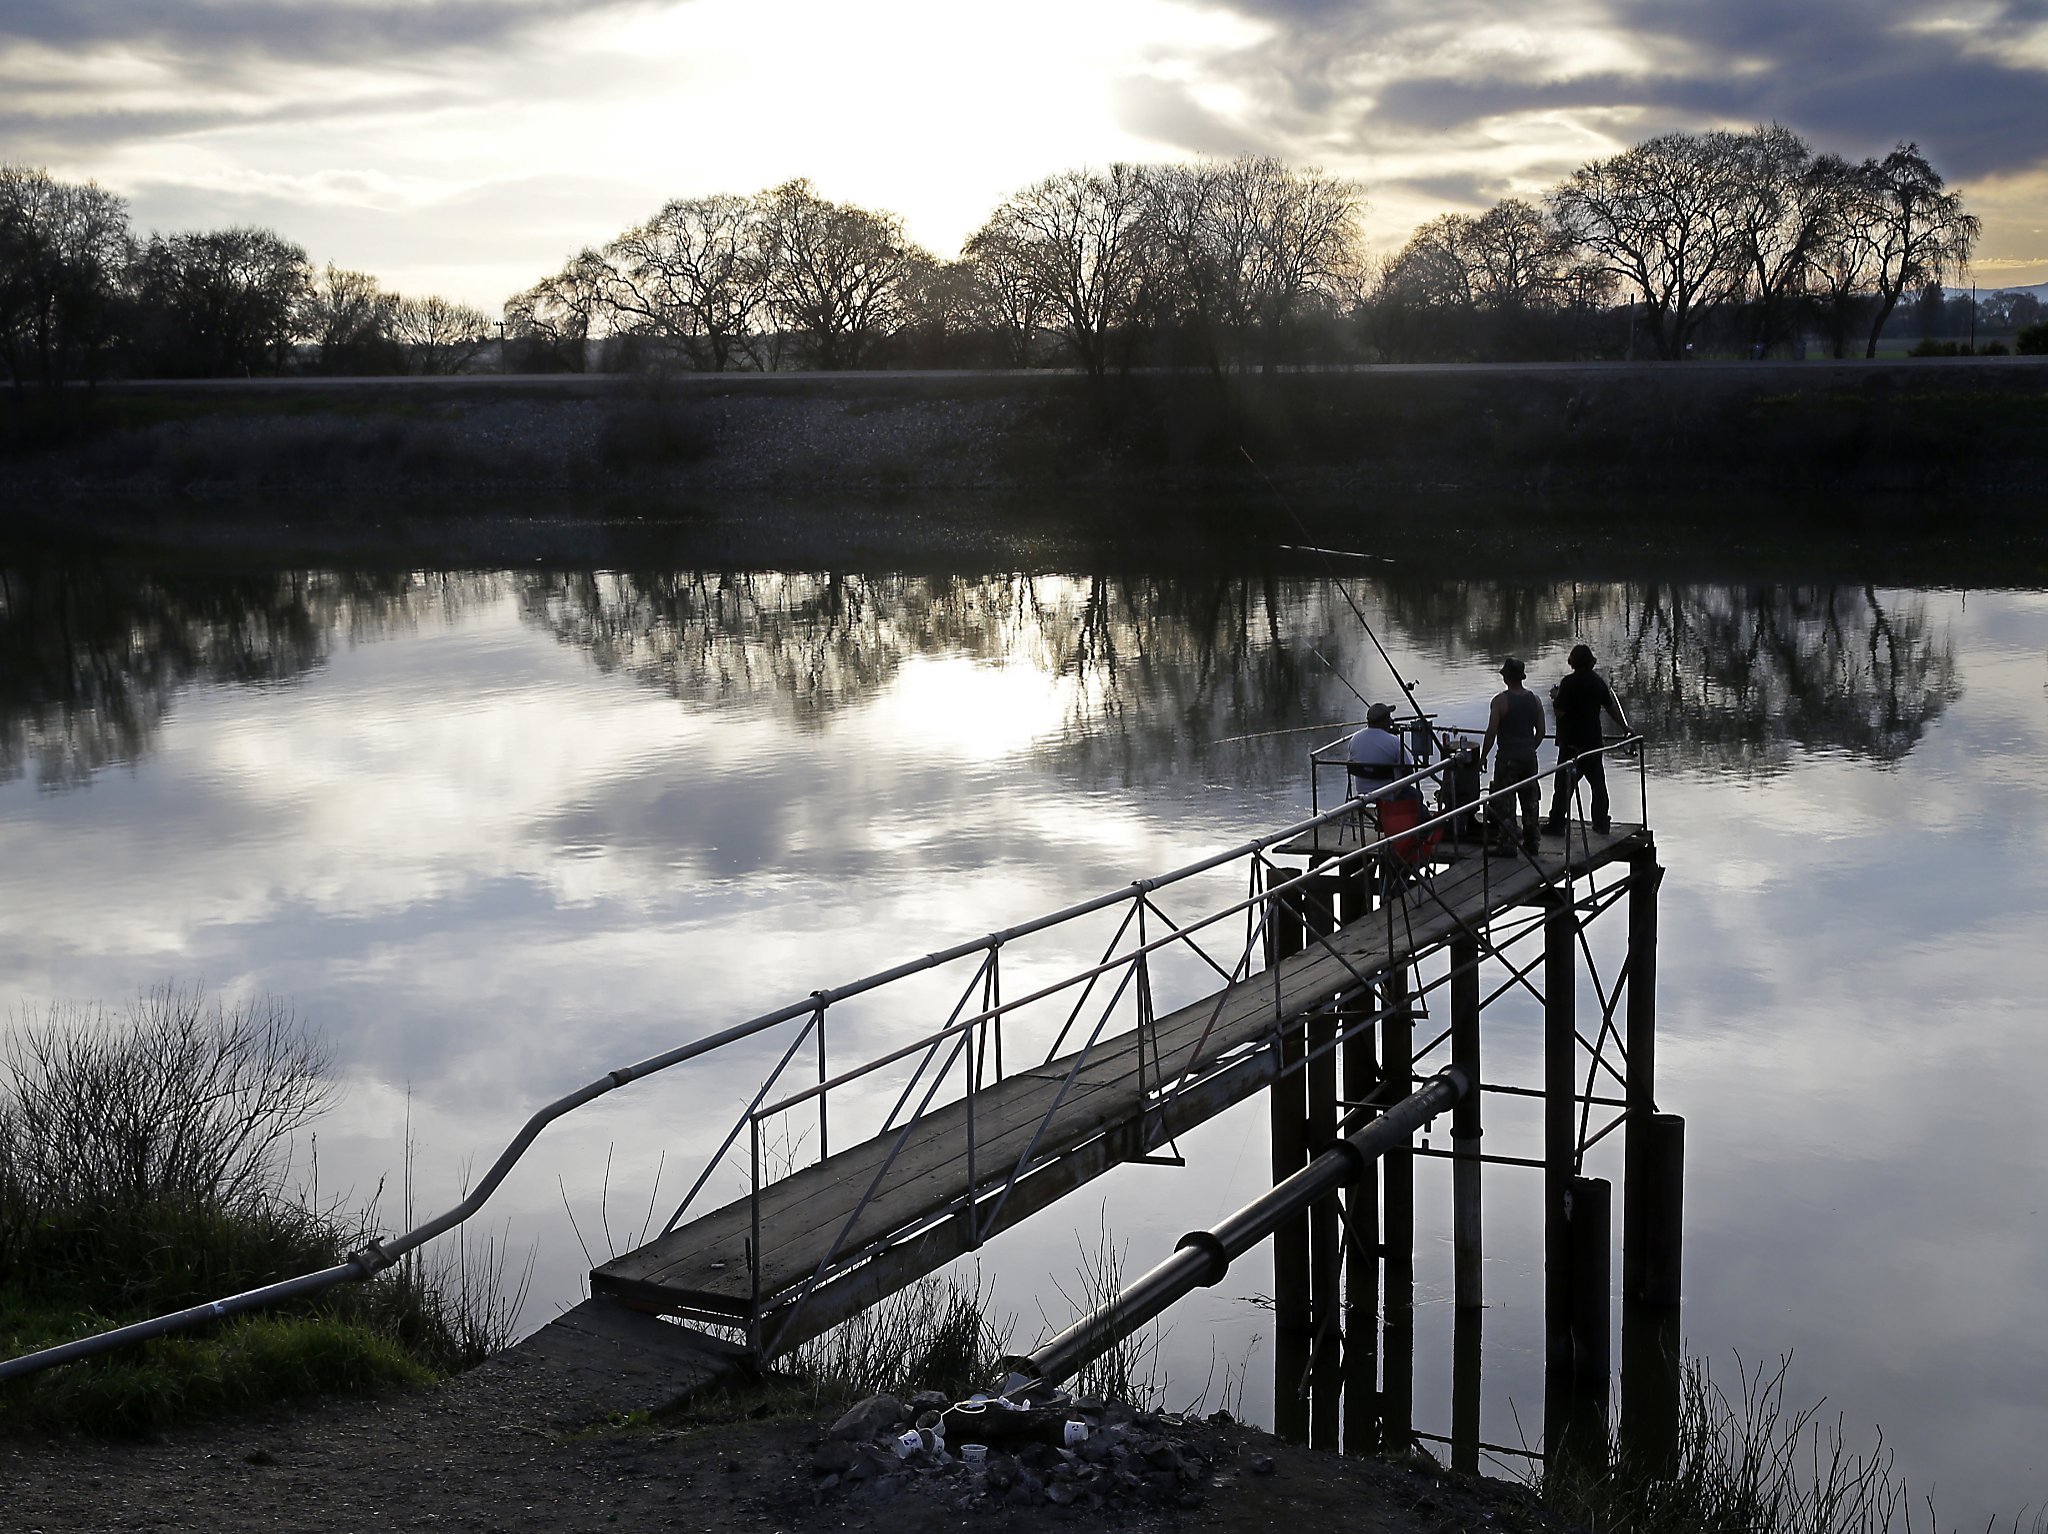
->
[593, 825, 1652, 1351]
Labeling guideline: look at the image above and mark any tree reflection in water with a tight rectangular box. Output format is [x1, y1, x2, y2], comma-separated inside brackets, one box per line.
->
[0, 564, 1959, 792]
[0, 566, 501, 790]
[1381, 579, 1960, 774]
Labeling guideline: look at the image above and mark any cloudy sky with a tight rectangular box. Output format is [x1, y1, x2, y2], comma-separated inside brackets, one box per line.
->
[5, 0, 2046, 309]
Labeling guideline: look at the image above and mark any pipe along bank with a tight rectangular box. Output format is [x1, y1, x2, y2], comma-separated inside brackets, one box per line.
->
[998, 1065, 1469, 1401]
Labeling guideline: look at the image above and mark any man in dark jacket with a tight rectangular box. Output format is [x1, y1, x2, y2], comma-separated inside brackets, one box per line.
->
[1545, 643, 1631, 835]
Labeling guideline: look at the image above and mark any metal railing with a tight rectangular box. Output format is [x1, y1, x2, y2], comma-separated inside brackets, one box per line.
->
[0, 737, 1647, 1382]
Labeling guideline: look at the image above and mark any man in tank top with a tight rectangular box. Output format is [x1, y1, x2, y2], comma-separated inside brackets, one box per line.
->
[1545, 643, 1631, 836]
[1480, 655, 1545, 854]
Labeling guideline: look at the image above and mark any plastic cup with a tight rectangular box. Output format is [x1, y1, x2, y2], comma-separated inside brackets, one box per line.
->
[1063, 1420, 1089, 1446]
[961, 1443, 988, 1466]
[894, 1429, 923, 1459]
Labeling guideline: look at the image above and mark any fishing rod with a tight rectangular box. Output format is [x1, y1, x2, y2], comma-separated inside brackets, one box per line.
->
[1238, 445, 1434, 740]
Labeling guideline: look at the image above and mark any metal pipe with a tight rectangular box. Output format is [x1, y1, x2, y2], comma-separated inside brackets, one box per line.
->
[0, 1259, 368, 1382]
[1009, 1066, 1467, 1394]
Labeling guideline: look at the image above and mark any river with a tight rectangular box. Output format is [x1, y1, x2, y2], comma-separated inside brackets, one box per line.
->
[1, 560, 2041, 1522]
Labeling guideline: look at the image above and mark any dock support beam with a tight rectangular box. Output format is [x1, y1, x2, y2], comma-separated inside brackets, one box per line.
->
[1622, 853, 1665, 1301]
[1382, 962, 1415, 1456]
[1267, 872, 1311, 1444]
[1543, 891, 1577, 1461]
[1450, 929, 1483, 1474]
[1305, 881, 1341, 1450]
[1450, 931, 1483, 1311]
[1620, 851, 1682, 1478]
[1342, 970, 1379, 1455]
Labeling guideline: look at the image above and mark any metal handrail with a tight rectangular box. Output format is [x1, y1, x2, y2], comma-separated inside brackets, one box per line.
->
[737, 742, 1647, 1341]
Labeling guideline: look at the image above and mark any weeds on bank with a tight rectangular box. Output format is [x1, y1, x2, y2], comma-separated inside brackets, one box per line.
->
[0, 987, 525, 1436]
[783, 1268, 1013, 1405]
[1040, 1216, 1164, 1408]
[1538, 1356, 1924, 1534]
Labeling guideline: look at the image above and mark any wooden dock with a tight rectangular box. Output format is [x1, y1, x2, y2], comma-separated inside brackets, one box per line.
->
[592, 824, 1654, 1352]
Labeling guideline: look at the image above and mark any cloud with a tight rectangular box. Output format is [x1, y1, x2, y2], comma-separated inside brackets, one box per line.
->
[0, 0, 651, 67]
[1386, 170, 1513, 209]
[1183, 0, 2048, 181]
[1112, 75, 1274, 157]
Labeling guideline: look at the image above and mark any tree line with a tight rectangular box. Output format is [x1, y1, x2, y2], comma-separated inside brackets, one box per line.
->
[0, 164, 495, 389]
[1, 126, 2023, 389]
[1375, 128, 1985, 361]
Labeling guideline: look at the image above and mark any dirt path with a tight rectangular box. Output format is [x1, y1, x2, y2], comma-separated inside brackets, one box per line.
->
[5, 1361, 1557, 1534]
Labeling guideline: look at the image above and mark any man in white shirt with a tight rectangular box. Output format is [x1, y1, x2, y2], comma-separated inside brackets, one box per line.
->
[1346, 702, 1417, 802]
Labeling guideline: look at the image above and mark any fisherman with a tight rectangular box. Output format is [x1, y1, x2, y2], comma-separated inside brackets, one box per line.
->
[1479, 656, 1545, 855]
[1544, 643, 1631, 836]
[1346, 702, 1419, 802]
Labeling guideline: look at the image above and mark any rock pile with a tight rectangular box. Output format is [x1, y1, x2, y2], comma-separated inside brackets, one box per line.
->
[809, 1389, 1244, 1513]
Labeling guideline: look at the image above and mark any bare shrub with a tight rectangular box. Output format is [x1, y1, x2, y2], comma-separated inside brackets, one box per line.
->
[0, 986, 332, 1303]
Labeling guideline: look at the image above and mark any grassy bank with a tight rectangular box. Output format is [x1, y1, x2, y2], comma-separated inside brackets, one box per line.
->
[6, 363, 2047, 586]
[0, 988, 523, 1435]
[5, 361, 2046, 503]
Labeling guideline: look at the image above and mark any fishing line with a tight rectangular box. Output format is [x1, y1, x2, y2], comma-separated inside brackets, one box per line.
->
[1238, 444, 1432, 732]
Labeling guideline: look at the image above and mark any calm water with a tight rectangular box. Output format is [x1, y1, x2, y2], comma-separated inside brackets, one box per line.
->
[2, 564, 2042, 1519]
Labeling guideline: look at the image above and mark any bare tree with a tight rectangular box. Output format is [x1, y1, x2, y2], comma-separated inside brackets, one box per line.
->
[1368, 199, 1583, 359]
[1462, 199, 1578, 311]
[389, 294, 493, 374]
[603, 194, 768, 370]
[1805, 155, 1883, 358]
[960, 220, 1045, 366]
[978, 166, 1151, 378]
[299, 262, 399, 374]
[1136, 157, 1363, 372]
[1852, 143, 1979, 358]
[1723, 125, 1838, 351]
[0, 164, 132, 390]
[1551, 131, 1751, 359]
[754, 180, 926, 370]
[1228, 156, 1366, 370]
[502, 249, 613, 372]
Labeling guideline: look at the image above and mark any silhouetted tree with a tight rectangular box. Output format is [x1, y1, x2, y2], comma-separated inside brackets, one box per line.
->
[388, 294, 492, 374]
[1724, 125, 1839, 351]
[603, 195, 768, 371]
[959, 222, 1045, 366]
[129, 227, 311, 377]
[973, 166, 1151, 378]
[755, 180, 927, 370]
[503, 250, 613, 372]
[1853, 143, 1979, 358]
[0, 165, 132, 390]
[299, 262, 402, 374]
[1551, 131, 1751, 359]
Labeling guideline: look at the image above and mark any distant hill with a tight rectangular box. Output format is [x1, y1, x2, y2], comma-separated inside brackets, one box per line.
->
[1947, 280, 2048, 299]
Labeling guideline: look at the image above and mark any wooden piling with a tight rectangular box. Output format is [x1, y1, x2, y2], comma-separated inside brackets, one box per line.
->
[1452, 1289, 1482, 1474]
[1621, 1114, 1684, 1478]
[1566, 1174, 1612, 1473]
